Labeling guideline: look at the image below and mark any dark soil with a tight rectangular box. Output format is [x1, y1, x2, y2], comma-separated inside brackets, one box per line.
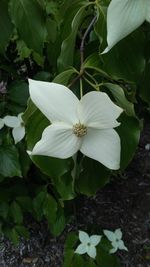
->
[0, 120, 150, 267]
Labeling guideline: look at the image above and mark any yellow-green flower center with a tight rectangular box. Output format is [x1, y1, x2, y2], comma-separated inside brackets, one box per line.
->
[73, 123, 87, 137]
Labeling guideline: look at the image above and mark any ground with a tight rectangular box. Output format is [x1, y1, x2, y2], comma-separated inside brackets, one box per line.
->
[0, 120, 150, 267]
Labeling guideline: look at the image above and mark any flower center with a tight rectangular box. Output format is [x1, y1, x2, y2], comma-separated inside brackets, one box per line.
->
[73, 123, 87, 137]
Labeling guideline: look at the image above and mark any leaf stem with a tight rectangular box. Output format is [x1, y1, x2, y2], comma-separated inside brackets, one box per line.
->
[80, 78, 83, 98]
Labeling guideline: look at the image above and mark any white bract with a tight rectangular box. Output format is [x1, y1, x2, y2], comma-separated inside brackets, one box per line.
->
[104, 229, 128, 254]
[75, 230, 101, 259]
[28, 79, 123, 170]
[3, 113, 25, 144]
[103, 0, 150, 53]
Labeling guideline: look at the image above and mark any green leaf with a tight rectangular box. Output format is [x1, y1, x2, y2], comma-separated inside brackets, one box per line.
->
[9, 0, 47, 54]
[0, 0, 13, 54]
[4, 227, 19, 245]
[46, 18, 57, 43]
[58, 4, 90, 71]
[16, 40, 31, 60]
[83, 52, 110, 78]
[103, 83, 135, 116]
[24, 107, 49, 150]
[10, 201, 23, 224]
[0, 145, 22, 177]
[94, 4, 107, 48]
[139, 62, 150, 104]
[72, 255, 85, 267]
[63, 232, 79, 267]
[16, 196, 33, 212]
[15, 225, 29, 239]
[0, 202, 9, 219]
[33, 191, 46, 220]
[117, 114, 140, 170]
[43, 194, 57, 225]
[34, 71, 51, 82]
[8, 81, 29, 107]
[53, 68, 78, 85]
[96, 239, 121, 267]
[100, 31, 145, 82]
[50, 207, 66, 236]
[76, 157, 110, 196]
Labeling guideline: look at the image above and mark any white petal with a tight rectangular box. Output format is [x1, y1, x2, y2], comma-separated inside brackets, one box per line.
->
[75, 244, 87, 255]
[87, 245, 96, 259]
[118, 240, 128, 251]
[12, 126, 25, 144]
[145, 0, 150, 22]
[79, 231, 90, 245]
[0, 119, 4, 130]
[109, 246, 118, 254]
[103, 0, 145, 53]
[3, 116, 20, 128]
[17, 113, 23, 122]
[90, 235, 102, 246]
[78, 92, 122, 129]
[104, 230, 116, 242]
[31, 122, 81, 158]
[28, 79, 79, 124]
[80, 128, 121, 170]
[115, 228, 122, 240]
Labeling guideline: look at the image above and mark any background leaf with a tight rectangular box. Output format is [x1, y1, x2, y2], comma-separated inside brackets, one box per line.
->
[9, 0, 47, 54]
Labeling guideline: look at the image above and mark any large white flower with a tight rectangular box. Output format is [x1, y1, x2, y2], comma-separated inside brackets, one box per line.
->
[3, 113, 25, 144]
[103, 0, 150, 53]
[28, 79, 123, 170]
[75, 230, 102, 259]
[104, 229, 128, 254]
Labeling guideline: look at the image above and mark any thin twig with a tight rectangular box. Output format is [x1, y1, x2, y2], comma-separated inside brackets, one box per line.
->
[80, 15, 97, 68]
[68, 15, 97, 88]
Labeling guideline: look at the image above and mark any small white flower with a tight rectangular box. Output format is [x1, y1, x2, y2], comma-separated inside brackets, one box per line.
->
[28, 79, 123, 170]
[75, 230, 102, 259]
[3, 113, 25, 144]
[103, 0, 150, 53]
[0, 118, 4, 130]
[104, 228, 128, 254]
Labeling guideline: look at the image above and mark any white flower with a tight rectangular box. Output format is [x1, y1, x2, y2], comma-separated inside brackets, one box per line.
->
[104, 229, 128, 254]
[3, 113, 25, 144]
[0, 118, 4, 130]
[28, 79, 123, 170]
[75, 230, 102, 259]
[103, 0, 150, 53]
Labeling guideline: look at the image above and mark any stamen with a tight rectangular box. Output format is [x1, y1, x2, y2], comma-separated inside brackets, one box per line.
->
[73, 123, 87, 137]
